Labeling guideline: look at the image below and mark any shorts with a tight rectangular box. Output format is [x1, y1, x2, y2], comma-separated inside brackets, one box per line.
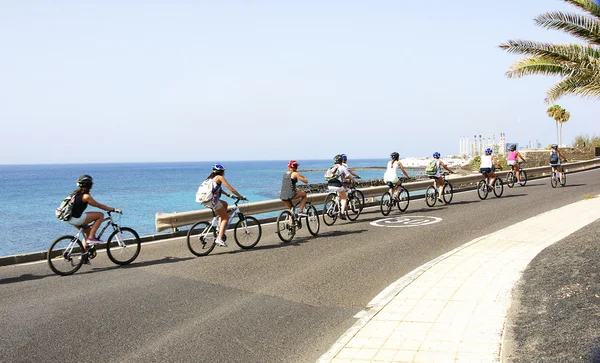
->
[550, 163, 561, 167]
[328, 185, 346, 193]
[428, 175, 440, 180]
[383, 175, 399, 184]
[480, 168, 492, 174]
[202, 200, 224, 211]
[507, 160, 516, 166]
[67, 213, 87, 226]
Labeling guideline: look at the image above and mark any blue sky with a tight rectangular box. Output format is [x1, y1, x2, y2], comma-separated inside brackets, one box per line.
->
[0, 0, 597, 164]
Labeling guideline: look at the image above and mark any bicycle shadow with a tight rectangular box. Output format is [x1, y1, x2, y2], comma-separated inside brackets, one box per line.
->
[560, 183, 585, 187]
[84, 255, 195, 273]
[0, 273, 51, 285]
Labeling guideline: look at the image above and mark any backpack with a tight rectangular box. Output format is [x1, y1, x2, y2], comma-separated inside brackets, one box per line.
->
[55, 194, 76, 221]
[425, 160, 438, 175]
[324, 165, 339, 181]
[549, 152, 559, 164]
[195, 179, 214, 203]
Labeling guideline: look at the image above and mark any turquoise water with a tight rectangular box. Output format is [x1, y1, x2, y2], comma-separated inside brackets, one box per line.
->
[0, 159, 421, 257]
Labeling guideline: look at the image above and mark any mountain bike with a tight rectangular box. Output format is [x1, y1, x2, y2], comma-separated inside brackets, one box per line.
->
[322, 184, 363, 226]
[477, 175, 504, 200]
[379, 179, 410, 216]
[550, 166, 567, 188]
[506, 162, 527, 188]
[47, 211, 141, 276]
[425, 172, 454, 207]
[275, 195, 320, 243]
[186, 197, 262, 256]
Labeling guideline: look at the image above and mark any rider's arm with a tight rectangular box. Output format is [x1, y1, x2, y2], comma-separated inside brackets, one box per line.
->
[293, 172, 308, 184]
[217, 176, 245, 199]
[517, 152, 525, 162]
[397, 162, 410, 178]
[557, 149, 567, 161]
[83, 194, 118, 212]
[440, 161, 453, 173]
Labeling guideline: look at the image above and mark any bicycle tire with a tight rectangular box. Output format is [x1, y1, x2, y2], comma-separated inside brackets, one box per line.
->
[187, 221, 216, 256]
[397, 188, 410, 212]
[519, 170, 527, 186]
[354, 190, 365, 211]
[493, 178, 504, 197]
[234, 216, 262, 249]
[425, 186, 437, 207]
[560, 171, 567, 187]
[506, 172, 515, 188]
[442, 183, 453, 204]
[380, 192, 392, 216]
[106, 227, 141, 265]
[48, 235, 85, 276]
[276, 210, 295, 243]
[477, 180, 488, 200]
[322, 193, 338, 226]
[551, 173, 558, 188]
[305, 205, 320, 236]
[346, 194, 363, 221]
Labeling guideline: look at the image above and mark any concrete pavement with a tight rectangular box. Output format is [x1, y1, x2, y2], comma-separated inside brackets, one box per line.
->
[318, 194, 600, 363]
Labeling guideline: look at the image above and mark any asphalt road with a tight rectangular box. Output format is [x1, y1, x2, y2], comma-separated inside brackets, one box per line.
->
[1, 168, 599, 363]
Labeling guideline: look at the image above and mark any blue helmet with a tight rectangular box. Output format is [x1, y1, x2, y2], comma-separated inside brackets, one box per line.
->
[485, 148, 493, 155]
[212, 163, 225, 171]
[433, 152, 441, 159]
[341, 153, 347, 161]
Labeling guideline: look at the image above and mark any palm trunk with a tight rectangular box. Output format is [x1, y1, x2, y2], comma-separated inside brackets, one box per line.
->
[556, 121, 559, 144]
[560, 123, 563, 146]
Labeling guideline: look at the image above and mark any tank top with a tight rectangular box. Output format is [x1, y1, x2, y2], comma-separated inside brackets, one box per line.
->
[71, 193, 88, 218]
[209, 178, 222, 206]
[507, 151, 517, 161]
[480, 155, 493, 168]
[280, 172, 297, 200]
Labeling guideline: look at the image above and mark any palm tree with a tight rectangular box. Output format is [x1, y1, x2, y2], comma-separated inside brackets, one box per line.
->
[559, 109, 571, 145]
[547, 105, 564, 144]
[499, 0, 600, 103]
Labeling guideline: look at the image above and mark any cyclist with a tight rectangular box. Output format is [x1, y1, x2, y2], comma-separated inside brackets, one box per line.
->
[201, 164, 246, 247]
[280, 160, 309, 216]
[341, 154, 361, 179]
[66, 175, 121, 260]
[383, 152, 410, 197]
[507, 144, 526, 183]
[480, 148, 501, 187]
[429, 152, 455, 202]
[327, 154, 357, 220]
[549, 144, 568, 183]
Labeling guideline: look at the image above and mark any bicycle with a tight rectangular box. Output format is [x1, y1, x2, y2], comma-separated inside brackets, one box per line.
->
[275, 195, 320, 243]
[47, 211, 141, 276]
[477, 174, 504, 200]
[322, 183, 364, 226]
[379, 179, 410, 216]
[186, 197, 262, 256]
[425, 172, 454, 207]
[550, 165, 567, 188]
[506, 161, 527, 188]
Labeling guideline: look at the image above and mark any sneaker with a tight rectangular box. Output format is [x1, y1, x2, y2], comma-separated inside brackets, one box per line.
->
[517, 179, 521, 184]
[214, 239, 227, 247]
[297, 212, 308, 217]
[339, 213, 347, 220]
[87, 237, 103, 244]
[438, 197, 444, 203]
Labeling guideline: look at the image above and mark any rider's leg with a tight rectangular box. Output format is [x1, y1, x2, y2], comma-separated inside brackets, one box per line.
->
[436, 177, 444, 196]
[295, 191, 308, 214]
[214, 200, 229, 242]
[489, 172, 497, 186]
[558, 166, 563, 181]
[82, 212, 104, 248]
[339, 190, 348, 213]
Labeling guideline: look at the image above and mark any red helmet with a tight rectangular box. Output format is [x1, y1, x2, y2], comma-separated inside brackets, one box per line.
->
[288, 160, 299, 169]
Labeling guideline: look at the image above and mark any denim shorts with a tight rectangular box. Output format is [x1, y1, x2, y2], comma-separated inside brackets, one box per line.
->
[67, 213, 87, 226]
[480, 168, 492, 174]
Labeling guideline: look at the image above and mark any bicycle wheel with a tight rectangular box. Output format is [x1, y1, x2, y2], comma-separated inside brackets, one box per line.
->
[477, 180, 488, 200]
[276, 210, 295, 243]
[551, 173, 558, 188]
[234, 216, 262, 249]
[493, 178, 504, 197]
[346, 193, 363, 221]
[397, 188, 410, 212]
[47, 235, 85, 276]
[519, 170, 527, 186]
[379, 192, 392, 216]
[354, 190, 365, 211]
[506, 172, 515, 188]
[106, 227, 141, 265]
[305, 205, 320, 236]
[187, 222, 216, 256]
[425, 186, 437, 207]
[442, 183, 453, 204]
[322, 193, 338, 226]
[560, 171, 567, 186]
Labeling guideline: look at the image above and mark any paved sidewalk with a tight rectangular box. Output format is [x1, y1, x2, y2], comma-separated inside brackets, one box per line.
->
[318, 195, 600, 363]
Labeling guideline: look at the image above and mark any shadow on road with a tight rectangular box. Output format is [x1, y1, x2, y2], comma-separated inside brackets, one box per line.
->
[0, 273, 50, 285]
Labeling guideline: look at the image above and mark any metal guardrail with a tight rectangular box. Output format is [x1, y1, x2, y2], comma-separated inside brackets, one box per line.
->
[155, 158, 600, 232]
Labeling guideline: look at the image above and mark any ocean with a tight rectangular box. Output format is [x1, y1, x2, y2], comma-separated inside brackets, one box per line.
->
[0, 159, 422, 257]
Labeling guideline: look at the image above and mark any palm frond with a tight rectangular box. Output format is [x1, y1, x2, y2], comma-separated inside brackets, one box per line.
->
[505, 56, 576, 78]
[563, 0, 600, 18]
[535, 12, 600, 45]
[545, 76, 600, 102]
